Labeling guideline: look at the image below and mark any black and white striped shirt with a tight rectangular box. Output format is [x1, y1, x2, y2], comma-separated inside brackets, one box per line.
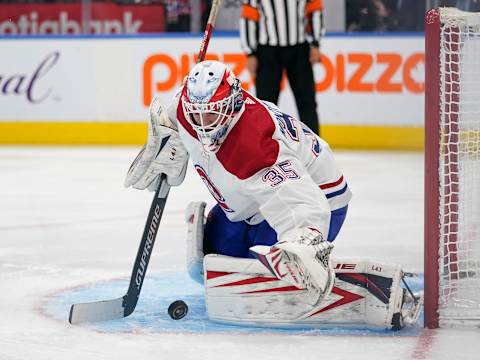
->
[240, 0, 325, 55]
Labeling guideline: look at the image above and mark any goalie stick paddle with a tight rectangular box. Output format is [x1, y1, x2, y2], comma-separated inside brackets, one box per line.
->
[68, 0, 222, 325]
[69, 175, 170, 324]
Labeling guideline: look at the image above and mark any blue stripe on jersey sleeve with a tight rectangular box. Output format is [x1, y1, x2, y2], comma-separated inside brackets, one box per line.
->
[325, 183, 348, 199]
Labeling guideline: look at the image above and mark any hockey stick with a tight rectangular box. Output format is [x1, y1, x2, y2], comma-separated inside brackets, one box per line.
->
[68, 0, 222, 325]
[197, 0, 222, 63]
[69, 174, 170, 324]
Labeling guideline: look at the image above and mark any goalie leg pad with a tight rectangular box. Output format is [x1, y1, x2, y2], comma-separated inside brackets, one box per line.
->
[343, 260, 404, 328]
[204, 255, 422, 329]
[204, 254, 318, 324]
[185, 201, 207, 284]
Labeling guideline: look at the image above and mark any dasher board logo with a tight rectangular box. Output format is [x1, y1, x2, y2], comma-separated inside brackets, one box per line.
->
[1, 51, 59, 104]
[142, 51, 425, 106]
[0, 3, 165, 34]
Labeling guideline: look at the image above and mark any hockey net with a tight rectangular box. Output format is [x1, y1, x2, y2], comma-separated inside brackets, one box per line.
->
[425, 7, 480, 328]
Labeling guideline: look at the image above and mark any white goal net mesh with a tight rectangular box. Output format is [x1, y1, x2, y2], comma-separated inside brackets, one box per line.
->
[438, 7, 480, 327]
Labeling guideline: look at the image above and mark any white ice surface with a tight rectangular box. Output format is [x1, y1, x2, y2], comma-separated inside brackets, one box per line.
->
[0, 146, 479, 360]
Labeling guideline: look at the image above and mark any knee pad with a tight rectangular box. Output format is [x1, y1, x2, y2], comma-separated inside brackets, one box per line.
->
[185, 201, 207, 284]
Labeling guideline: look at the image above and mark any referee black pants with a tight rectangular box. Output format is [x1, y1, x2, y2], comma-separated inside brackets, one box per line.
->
[255, 43, 320, 135]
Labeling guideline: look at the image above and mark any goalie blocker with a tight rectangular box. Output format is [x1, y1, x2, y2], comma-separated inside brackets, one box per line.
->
[186, 202, 423, 330]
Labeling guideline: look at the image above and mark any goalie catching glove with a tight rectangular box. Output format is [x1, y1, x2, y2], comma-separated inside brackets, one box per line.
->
[124, 97, 189, 190]
[250, 227, 335, 305]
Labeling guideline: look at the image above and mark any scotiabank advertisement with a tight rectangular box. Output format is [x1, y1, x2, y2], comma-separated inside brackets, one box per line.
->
[0, 35, 424, 126]
[0, 4, 164, 34]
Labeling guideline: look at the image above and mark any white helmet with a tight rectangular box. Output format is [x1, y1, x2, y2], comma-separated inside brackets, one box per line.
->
[182, 61, 243, 153]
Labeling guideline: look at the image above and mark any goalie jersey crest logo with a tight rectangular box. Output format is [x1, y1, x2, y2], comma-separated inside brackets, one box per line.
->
[194, 164, 234, 213]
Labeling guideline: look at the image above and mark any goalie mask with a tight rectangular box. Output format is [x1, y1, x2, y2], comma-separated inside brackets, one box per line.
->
[182, 61, 244, 153]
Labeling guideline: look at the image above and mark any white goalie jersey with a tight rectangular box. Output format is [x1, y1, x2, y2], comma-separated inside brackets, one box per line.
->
[169, 89, 352, 239]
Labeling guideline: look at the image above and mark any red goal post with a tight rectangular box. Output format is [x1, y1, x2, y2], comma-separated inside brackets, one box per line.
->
[425, 7, 480, 329]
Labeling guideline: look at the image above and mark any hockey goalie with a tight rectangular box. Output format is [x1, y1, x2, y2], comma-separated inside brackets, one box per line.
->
[125, 60, 423, 330]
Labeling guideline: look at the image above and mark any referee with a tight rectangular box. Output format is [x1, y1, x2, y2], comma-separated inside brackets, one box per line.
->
[240, 0, 325, 135]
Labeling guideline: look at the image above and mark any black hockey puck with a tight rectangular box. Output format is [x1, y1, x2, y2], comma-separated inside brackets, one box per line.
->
[168, 300, 188, 320]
